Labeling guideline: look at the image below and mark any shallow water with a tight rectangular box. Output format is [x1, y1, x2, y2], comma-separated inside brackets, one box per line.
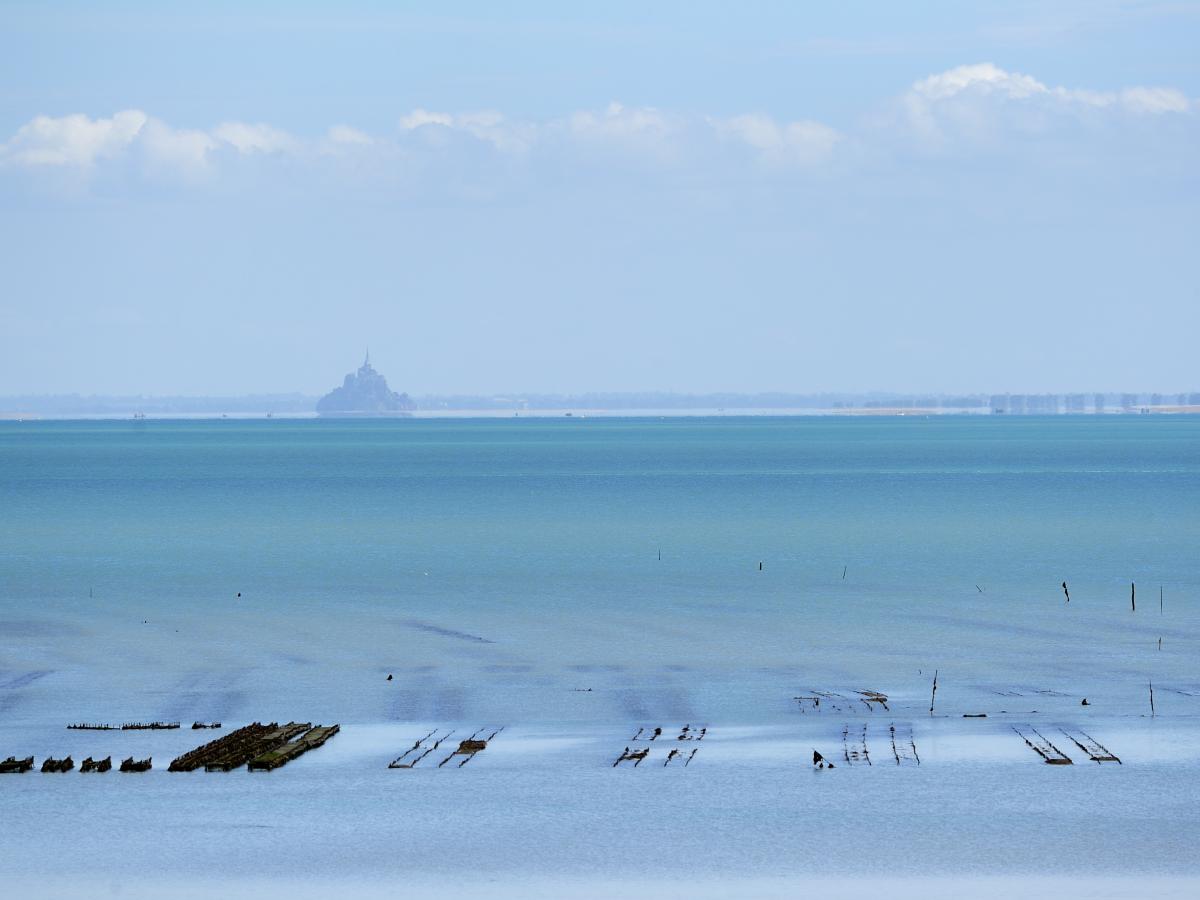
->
[1, 417, 1197, 894]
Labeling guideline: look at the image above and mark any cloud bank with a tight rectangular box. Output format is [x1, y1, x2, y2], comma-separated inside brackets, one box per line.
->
[0, 63, 1192, 184]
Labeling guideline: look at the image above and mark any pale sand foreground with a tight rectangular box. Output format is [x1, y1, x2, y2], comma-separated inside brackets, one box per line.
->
[4, 717, 1199, 899]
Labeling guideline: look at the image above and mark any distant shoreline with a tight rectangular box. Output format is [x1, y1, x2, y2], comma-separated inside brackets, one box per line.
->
[4, 390, 1198, 420]
[4, 406, 1200, 421]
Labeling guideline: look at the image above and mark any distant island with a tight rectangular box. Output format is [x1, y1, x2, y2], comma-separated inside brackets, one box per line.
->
[316, 353, 415, 417]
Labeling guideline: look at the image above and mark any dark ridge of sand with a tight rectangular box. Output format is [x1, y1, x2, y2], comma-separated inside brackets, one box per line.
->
[0, 669, 55, 689]
[401, 619, 495, 644]
[1, 619, 84, 638]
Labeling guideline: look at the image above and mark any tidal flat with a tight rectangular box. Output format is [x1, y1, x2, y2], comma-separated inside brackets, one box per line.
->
[1, 417, 1197, 897]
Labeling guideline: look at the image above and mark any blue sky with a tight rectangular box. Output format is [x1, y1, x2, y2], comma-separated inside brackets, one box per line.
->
[1, 1, 1197, 395]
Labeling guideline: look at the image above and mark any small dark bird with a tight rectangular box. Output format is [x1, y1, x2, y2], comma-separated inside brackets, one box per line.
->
[386, 674, 393, 681]
[237, 592, 241, 598]
[1062, 581, 1070, 603]
[1081, 698, 1089, 706]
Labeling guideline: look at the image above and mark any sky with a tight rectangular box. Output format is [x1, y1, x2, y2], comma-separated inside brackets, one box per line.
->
[0, 1, 1197, 396]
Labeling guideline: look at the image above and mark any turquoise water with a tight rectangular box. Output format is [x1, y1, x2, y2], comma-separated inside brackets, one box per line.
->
[2, 416, 1196, 723]
[4, 416, 1197, 602]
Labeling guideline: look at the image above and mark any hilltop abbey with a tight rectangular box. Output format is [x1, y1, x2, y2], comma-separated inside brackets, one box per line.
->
[316, 353, 415, 416]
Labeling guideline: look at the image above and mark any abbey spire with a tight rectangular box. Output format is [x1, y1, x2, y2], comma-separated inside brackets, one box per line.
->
[317, 353, 414, 416]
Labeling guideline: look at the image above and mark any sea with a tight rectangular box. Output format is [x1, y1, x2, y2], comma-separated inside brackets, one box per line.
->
[1, 416, 1198, 898]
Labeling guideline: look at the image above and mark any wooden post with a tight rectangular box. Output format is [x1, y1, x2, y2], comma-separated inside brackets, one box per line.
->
[1131, 582, 1136, 612]
[929, 669, 938, 716]
[1149, 680, 1155, 716]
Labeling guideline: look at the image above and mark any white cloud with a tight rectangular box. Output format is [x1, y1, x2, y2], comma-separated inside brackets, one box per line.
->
[1, 109, 147, 166]
[326, 124, 373, 145]
[399, 108, 455, 130]
[899, 63, 1194, 148]
[1064, 86, 1192, 114]
[212, 121, 298, 155]
[138, 118, 215, 172]
[568, 102, 671, 141]
[0, 111, 301, 175]
[399, 108, 533, 152]
[0, 109, 218, 175]
[911, 63, 1047, 102]
[710, 113, 840, 166]
[910, 63, 1193, 114]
